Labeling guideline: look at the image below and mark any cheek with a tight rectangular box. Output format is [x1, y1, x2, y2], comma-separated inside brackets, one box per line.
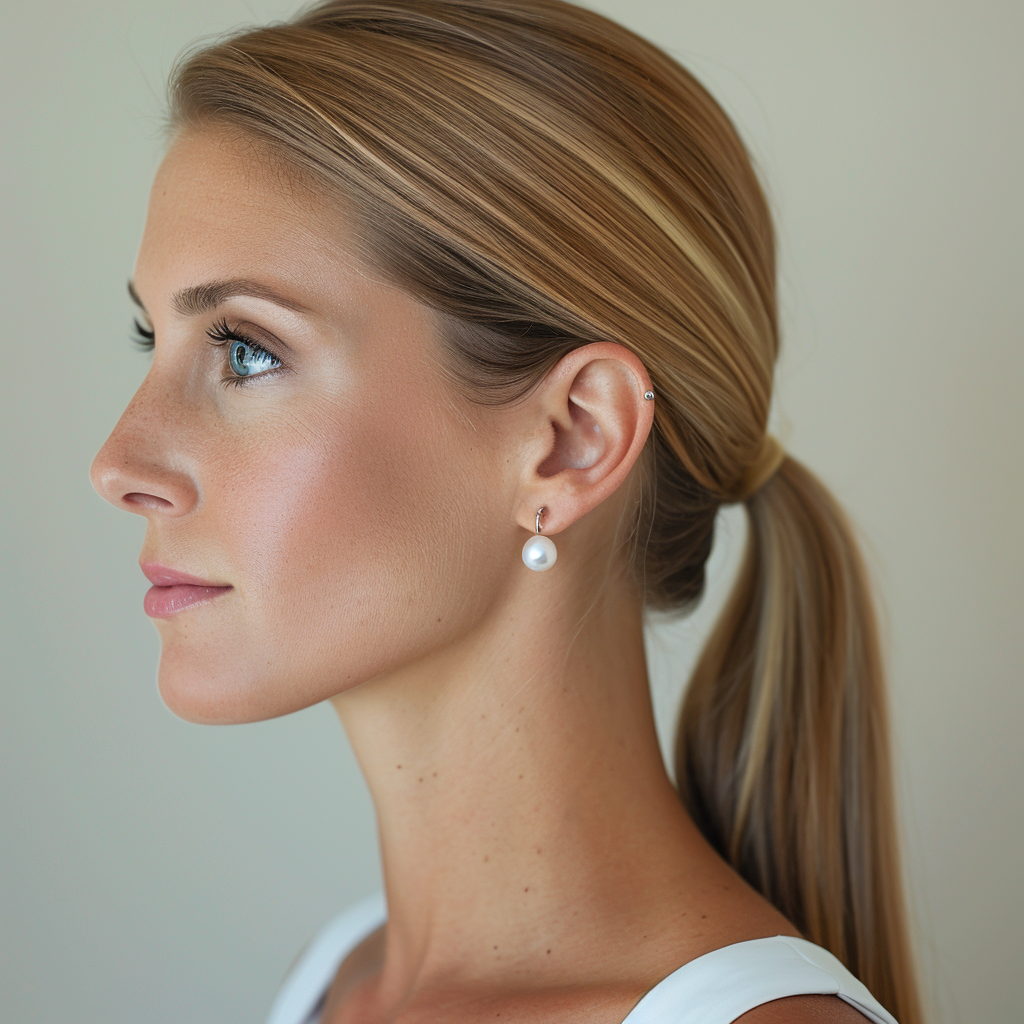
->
[252, 409, 449, 629]
[158, 396, 504, 723]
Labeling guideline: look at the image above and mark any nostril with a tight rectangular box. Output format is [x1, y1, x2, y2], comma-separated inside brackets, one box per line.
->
[124, 492, 174, 511]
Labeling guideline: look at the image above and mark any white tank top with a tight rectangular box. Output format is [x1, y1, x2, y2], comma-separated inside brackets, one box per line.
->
[265, 894, 899, 1024]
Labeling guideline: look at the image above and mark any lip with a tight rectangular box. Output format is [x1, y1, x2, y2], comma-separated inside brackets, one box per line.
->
[140, 561, 232, 619]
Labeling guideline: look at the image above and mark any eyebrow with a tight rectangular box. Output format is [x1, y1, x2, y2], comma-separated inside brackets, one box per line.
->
[127, 278, 313, 318]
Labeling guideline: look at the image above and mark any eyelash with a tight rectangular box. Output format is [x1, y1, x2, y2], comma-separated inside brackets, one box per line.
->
[131, 318, 155, 350]
[129, 316, 284, 387]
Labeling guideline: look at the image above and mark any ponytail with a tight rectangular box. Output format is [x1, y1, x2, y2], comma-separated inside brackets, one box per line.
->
[675, 456, 922, 1024]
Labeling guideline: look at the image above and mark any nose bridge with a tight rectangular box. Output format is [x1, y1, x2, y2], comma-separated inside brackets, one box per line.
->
[90, 367, 200, 517]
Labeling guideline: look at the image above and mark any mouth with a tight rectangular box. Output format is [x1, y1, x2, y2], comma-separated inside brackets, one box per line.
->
[140, 562, 233, 619]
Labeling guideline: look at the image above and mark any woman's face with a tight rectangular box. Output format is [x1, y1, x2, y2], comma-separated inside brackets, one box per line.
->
[92, 129, 522, 724]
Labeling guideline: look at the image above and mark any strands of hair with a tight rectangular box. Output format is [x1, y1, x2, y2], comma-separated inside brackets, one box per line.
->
[165, 3, 922, 1021]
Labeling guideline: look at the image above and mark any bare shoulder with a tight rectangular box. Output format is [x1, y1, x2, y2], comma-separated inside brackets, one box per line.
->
[735, 994, 874, 1023]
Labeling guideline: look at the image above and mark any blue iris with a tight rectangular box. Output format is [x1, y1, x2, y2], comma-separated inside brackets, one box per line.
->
[228, 338, 280, 378]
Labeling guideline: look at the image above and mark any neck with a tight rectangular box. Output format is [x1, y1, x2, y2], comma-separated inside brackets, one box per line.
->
[330, 570, 717, 993]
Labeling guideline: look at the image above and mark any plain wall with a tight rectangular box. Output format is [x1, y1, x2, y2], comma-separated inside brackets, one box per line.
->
[1, 1, 1020, 1021]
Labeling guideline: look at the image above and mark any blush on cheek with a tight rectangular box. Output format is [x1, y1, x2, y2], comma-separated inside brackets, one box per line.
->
[253, 418, 457, 657]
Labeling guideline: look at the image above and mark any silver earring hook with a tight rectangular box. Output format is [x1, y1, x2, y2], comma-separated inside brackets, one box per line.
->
[535, 506, 547, 534]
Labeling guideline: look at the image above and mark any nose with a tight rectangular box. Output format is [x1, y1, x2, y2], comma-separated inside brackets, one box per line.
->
[90, 375, 199, 518]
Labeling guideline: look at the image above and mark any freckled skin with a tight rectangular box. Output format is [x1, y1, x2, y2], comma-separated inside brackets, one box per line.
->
[92, 130, 863, 1024]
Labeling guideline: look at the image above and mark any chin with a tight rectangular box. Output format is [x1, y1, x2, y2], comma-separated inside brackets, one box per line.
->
[153, 627, 375, 724]
[155, 642, 308, 725]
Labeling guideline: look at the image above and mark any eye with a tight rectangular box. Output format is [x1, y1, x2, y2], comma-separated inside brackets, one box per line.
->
[206, 317, 283, 383]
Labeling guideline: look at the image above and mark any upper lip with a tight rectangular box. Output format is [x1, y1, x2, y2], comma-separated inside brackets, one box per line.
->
[140, 562, 231, 588]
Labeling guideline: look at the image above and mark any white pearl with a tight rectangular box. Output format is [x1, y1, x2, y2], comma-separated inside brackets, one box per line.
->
[522, 534, 557, 571]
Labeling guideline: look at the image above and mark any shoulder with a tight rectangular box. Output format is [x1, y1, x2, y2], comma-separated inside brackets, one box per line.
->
[736, 994, 877, 1023]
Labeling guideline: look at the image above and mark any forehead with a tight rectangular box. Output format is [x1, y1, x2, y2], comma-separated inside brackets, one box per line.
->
[135, 129, 370, 308]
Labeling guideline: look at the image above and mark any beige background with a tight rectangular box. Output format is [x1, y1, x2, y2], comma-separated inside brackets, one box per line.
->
[1, 1, 1020, 1021]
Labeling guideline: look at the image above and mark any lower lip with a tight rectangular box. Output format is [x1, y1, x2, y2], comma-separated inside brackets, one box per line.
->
[144, 584, 232, 619]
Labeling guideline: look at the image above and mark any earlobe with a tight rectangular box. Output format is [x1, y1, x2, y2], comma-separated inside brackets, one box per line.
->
[517, 342, 654, 537]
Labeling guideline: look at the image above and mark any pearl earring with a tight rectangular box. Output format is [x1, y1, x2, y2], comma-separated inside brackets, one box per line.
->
[522, 506, 557, 571]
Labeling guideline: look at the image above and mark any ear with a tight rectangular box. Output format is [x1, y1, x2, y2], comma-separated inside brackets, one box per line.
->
[515, 342, 655, 535]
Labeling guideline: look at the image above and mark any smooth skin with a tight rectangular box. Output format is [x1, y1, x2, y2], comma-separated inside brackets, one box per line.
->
[92, 130, 866, 1024]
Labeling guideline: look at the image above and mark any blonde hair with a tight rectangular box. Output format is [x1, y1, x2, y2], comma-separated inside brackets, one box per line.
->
[166, 1, 921, 1019]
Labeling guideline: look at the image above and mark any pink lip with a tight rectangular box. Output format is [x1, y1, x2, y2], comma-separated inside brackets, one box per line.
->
[140, 562, 232, 619]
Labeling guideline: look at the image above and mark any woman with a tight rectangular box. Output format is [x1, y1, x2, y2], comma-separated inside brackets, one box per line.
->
[90, 1, 922, 1021]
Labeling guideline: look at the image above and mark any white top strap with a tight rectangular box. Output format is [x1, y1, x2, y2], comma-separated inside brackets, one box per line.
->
[623, 934, 898, 1024]
[265, 896, 899, 1024]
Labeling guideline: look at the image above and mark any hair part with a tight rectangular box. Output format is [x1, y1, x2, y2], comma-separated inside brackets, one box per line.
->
[166, 3, 921, 1020]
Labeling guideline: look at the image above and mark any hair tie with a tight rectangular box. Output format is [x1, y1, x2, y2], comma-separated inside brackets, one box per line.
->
[735, 434, 786, 502]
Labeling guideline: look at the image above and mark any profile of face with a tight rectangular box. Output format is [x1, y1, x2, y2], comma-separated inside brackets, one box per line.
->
[91, 130, 652, 726]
